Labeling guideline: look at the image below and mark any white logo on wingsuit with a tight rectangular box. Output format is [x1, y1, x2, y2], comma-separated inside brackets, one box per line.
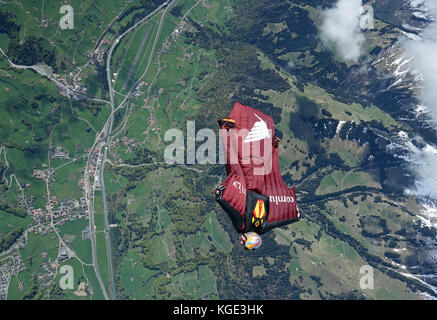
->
[233, 181, 246, 194]
[269, 196, 294, 205]
[244, 114, 271, 143]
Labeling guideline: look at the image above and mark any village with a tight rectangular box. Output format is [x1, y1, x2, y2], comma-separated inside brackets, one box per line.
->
[0, 139, 105, 299]
[0, 251, 26, 300]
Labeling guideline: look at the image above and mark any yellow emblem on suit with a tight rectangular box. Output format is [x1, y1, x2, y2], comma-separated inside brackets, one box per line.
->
[253, 199, 266, 219]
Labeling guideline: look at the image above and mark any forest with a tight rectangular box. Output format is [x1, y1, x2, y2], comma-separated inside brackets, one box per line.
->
[0, 11, 56, 68]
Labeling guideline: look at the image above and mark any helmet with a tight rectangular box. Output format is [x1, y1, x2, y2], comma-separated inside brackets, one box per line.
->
[244, 232, 262, 250]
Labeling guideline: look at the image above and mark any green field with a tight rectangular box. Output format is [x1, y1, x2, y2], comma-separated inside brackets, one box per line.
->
[205, 210, 232, 253]
[59, 219, 92, 264]
[316, 170, 381, 195]
[120, 249, 158, 299]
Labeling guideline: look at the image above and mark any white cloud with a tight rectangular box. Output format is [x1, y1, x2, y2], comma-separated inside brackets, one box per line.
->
[320, 0, 365, 62]
[402, 2, 437, 201]
[403, 4, 437, 121]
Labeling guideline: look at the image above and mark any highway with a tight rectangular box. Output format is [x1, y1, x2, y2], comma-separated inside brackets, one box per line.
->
[88, 0, 180, 299]
[99, 145, 116, 299]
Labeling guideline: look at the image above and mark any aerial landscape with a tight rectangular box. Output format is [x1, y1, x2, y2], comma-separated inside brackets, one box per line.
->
[1, 0, 437, 302]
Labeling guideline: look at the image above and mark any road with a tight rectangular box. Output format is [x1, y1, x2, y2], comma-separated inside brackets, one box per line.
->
[83, 143, 109, 300]
[99, 145, 116, 299]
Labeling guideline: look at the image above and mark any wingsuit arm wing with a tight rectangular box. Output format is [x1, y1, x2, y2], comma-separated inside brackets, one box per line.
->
[216, 118, 247, 232]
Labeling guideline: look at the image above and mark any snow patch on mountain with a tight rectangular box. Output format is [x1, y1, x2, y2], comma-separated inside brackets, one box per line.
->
[400, 1, 437, 208]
